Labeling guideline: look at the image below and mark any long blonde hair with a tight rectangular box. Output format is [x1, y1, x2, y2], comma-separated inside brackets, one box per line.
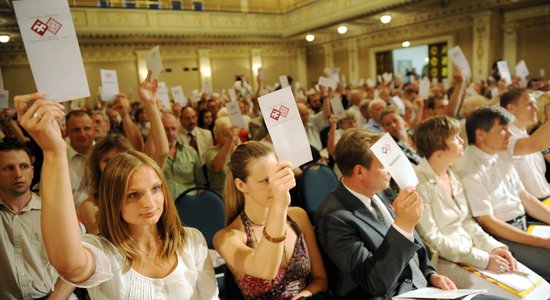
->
[223, 141, 273, 225]
[97, 150, 185, 271]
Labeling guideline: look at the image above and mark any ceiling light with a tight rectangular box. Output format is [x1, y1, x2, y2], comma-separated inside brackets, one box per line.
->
[0, 35, 10, 43]
[305, 34, 315, 42]
[402, 41, 411, 47]
[380, 15, 392, 24]
[337, 25, 348, 34]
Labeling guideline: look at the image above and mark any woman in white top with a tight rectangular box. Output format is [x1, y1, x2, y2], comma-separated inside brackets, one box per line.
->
[413, 116, 517, 274]
[14, 79, 218, 299]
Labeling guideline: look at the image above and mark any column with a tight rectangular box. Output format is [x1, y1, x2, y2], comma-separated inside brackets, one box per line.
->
[198, 49, 212, 93]
[240, 0, 249, 12]
[323, 44, 334, 69]
[296, 47, 308, 89]
[502, 22, 519, 71]
[348, 39, 360, 84]
[250, 48, 262, 90]
[472, 11, 491, 82]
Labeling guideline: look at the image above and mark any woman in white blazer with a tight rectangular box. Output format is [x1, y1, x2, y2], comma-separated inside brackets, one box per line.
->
[413, 116, 516, 274]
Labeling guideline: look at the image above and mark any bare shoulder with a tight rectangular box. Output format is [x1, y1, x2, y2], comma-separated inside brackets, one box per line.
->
[213, 219, 246, 249]
[288, 206, 312, 228]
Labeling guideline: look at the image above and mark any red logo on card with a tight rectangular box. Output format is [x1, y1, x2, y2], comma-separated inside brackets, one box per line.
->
[279, 105, 289, 118]
[270, 108, 281, 121]
[381, 143, 392, 154]
[31, 19, 48, 36]
[46, 17, 62, 34]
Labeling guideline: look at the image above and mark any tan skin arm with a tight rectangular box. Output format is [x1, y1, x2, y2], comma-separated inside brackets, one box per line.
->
[511, 121, 550, 155]
[79, 197, 99, 235]
[214, 161, 294, 280]
[47, 277, 76, 300]
[15, 94, 96, 283]
[112, 93, 144, 151]
[476, 214, 550, 249]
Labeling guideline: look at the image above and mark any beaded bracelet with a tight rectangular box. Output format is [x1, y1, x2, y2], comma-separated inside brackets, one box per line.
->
[262, 226, 286, 243]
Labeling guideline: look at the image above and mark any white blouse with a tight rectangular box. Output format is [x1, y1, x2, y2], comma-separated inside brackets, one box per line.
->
[71, 227, 218, 299]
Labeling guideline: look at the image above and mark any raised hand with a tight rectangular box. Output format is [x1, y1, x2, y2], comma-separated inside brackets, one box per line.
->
[268, 161, 295, 209]
[391, 187, 423, 233]
[112, 93, 131, 117]
[15, 93, 66, 153]
[139, 70, 158, 104]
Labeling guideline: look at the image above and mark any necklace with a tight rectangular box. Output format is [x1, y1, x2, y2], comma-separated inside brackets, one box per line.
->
[138, 237, 161, 262]
[241, 210, 267, 227]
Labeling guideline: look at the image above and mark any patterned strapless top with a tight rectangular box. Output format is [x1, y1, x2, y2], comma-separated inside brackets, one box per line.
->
[234, 212, 312, 300]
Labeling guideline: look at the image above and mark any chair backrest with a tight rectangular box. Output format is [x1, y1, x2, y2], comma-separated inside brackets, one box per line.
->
[175, 186, 225, 249]
[299, 163, 338, 216]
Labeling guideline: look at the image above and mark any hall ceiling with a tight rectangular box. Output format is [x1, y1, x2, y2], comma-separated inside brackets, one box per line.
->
[0, 0, 548, 47]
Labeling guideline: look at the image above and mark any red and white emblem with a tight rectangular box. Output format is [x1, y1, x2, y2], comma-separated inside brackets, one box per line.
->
[31, 19, 48, 36]
[46, 17, 62, 34]
[270, 108, 281, 121]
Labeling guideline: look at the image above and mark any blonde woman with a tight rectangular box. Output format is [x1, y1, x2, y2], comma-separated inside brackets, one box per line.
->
[15, 90, 217, 299]
[213, 141, 328, 299]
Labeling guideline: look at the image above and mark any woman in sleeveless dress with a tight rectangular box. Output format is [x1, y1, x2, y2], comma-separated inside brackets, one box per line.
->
[214, 141, 328, 299]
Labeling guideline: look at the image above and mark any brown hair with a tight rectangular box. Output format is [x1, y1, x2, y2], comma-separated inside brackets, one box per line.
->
[85, 134, 133, 202]
[335, 128, 382, 176]
[97, 150, 185, 272]
[223, 141, 273, 225]
[413, 116, 461, 158]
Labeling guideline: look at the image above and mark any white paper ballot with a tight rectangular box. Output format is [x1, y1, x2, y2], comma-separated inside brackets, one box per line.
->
[394, 288, 486, 299]
[366, 78, 376, 88]
[0, 90, 9, 109]
[377, 75, 383, 83]
[258, 86, 312, 167]
[318, 76, 337, 90]
[370, 133, 418, 189]
[515, 60, 529, 79]
[189, 89, 200, 102]
[100, 69, 119, 101]
[330, 68, 340, 83]
[228, 88, 237, 101]
[279, 75, 290, 88]
[330, 96, 346, 120]
[478, 262, 542, 293]
[390, 96, 405, 114]
[540, 68, 546, 77]
[157, 81, 170, 108]
[13, 0, 90, 102]
[382, 72, 393, 83]
[257, 67, 264, 81]
[431, 77, 438, 86]
[202, 78, 212, 94]
[226, 101, 245, 129]
[145, 45, 163, 81]
[171, 85, 187, 106]
[497, 61, 512, 85]
[442, 78, 449, 90]
[419, 78, 431, 100]
[529, 225, 550, 238]
[359, 78, 366, 86]
[448, 46, 472, 81]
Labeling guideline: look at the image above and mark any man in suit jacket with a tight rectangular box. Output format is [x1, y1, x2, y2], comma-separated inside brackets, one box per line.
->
[315, 128, 456, 299]
[179, 106, 214, 165]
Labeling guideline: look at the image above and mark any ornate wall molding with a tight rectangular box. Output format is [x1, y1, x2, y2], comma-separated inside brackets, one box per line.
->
[472, 11, 491, 82]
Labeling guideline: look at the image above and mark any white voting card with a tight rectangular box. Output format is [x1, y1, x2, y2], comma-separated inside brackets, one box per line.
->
[370, 133, 418, 189]
[478, 262, 542, 293]
[156, 81, 170, 109]
[100, 69, 119, 101]
[382, 72, 393, 83]
[189, 89, 200, 102]
[330, 68, 340, 83]
[145, 45, 163, 81]
[318, 76, 337, 90]
[448, 46, 472, 81]
[515, 60, 529, 79]
[359, 78, 366, 86]
[257, 67, 264, 81]
[528, 225, 550, 238]
[13, 0, 89, 102]
[279, 75, 290, 88]
[442, 78, 449, 90]
[497, 61, 512, 85]
[171, 85, 187, 106]
[0, 90, 9, 109]
[202, 78, 212, 94]
[390, 96, 405, 114]
[226, 101, 245, 129]
[394, 288, 486, 299]
[330, 96, 346, 120]
[258, 86, 312, 168]
[419, 77, 431, 100]
[366, 78, 376, 88]
[431, 77, 438, 86]
[377, 74, 383, 83]
[228, 88, 237, 101]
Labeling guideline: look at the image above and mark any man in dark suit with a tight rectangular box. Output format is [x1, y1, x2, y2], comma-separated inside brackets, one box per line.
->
[314, 128, 456, 299]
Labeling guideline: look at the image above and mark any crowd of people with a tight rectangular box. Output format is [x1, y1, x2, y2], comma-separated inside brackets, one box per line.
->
[1, 63, 550, 299]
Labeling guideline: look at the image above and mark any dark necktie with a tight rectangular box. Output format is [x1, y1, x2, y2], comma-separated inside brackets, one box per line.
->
[371, 198, 390, 227]
[188, 132, 198, 152]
